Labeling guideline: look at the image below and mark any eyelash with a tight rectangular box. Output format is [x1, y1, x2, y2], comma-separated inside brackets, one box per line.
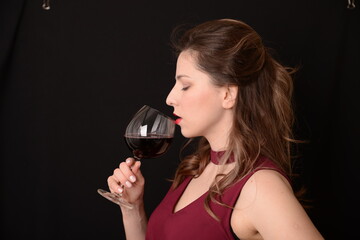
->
[181, 86, 190, 91]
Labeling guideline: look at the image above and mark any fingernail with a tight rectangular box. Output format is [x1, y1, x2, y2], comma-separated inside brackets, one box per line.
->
[118, 187, 123, 193]
[129, 175, 136, 182]
[126, 159, 131, 164]
[125, 181, 132, 188]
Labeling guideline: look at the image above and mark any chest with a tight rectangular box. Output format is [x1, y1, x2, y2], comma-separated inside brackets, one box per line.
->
[146, 158, 280, 240]
[147, 174, 238, 240]
[174, 163, 234, 213]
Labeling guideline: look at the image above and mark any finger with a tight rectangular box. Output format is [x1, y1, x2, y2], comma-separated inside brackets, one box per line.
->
[113, 167, 129, 186]
[131, 161, 145, 186]
[107, 176, 123, 194]
[119, 162, 137, 186]
[131, 161, 141, 174]
[125, 157, 135, 167]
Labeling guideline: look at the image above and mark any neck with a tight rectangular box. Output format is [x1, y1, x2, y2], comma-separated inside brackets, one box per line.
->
[206, 133, 229, 152]
[204, 110, 233, 151]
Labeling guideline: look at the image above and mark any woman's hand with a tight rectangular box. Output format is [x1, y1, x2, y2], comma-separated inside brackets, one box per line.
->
[107, 158, 145, 208]
[108, 158, 148, 239]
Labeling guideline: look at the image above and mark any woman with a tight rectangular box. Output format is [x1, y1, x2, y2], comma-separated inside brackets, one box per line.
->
[107, 19, 324, 239]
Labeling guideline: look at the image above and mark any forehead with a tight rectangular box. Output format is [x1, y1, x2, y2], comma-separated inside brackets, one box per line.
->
[176, 51, 210, 80]
[176, 51, 198, 71]
[175, 51, 223, 95]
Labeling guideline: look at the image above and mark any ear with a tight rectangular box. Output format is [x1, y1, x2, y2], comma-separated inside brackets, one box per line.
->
[222, 85, 238, 109]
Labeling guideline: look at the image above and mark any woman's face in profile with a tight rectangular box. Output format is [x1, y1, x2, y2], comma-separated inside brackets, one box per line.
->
[166, 50, 232, 140]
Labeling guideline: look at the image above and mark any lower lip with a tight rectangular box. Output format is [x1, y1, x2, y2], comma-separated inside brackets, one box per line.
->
[175, 118, 182, 125]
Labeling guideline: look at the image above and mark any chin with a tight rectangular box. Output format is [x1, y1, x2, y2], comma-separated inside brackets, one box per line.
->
[180, 131, 191, 138]
[180, 128, 191, 138]
[180, 129, 199, 139]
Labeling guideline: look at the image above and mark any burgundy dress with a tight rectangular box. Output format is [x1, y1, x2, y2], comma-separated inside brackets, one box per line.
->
[145, 150, 289, 240]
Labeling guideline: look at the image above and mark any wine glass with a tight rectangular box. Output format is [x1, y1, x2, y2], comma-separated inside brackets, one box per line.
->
[97, 105, 175, 209]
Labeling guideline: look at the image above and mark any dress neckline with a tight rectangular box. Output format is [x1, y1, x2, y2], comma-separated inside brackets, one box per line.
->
[210, 150, 235, 165]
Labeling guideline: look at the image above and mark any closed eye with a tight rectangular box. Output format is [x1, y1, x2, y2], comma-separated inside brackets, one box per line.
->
[181, 86, 190, 91]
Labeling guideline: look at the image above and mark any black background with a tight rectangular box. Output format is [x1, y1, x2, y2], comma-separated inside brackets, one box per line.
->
[1, 0, 359, 239]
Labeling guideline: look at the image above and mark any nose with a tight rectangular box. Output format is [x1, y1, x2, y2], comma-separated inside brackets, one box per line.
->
[166, 85, 176, 107]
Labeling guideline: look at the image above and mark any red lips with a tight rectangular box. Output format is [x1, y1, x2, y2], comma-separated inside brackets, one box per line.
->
[173, 113, 182, 125]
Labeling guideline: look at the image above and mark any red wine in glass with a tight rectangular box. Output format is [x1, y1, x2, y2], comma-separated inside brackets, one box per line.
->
[124, 134, 173, 159]
[98, 105, 175, 208]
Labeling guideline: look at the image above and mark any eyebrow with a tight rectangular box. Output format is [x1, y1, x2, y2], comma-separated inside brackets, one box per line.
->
[175, 74, 191, 80]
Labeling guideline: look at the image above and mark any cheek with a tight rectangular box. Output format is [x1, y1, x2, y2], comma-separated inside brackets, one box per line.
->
[186, 89, 213, 106]
[185, 92, 221, 124]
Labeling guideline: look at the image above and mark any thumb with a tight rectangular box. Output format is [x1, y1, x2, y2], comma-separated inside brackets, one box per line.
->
[131, 161, 142, 175]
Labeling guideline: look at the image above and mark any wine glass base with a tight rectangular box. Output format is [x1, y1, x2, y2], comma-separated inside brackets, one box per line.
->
[97, 189, 134, 209]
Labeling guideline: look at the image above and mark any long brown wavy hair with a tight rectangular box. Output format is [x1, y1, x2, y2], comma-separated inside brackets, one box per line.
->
[170, 19, 298, 220]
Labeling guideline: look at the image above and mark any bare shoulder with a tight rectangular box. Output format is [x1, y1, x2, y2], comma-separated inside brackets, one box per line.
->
[245, 169, 292, 197]
[234, 169, 292, 211]
[231, 169, 324, 240]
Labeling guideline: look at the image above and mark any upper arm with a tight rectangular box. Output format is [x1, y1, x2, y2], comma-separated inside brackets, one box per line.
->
[232, 170, 324, 240]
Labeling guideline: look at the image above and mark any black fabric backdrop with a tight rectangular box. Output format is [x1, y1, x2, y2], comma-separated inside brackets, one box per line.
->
[1, 0, 358, 239]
